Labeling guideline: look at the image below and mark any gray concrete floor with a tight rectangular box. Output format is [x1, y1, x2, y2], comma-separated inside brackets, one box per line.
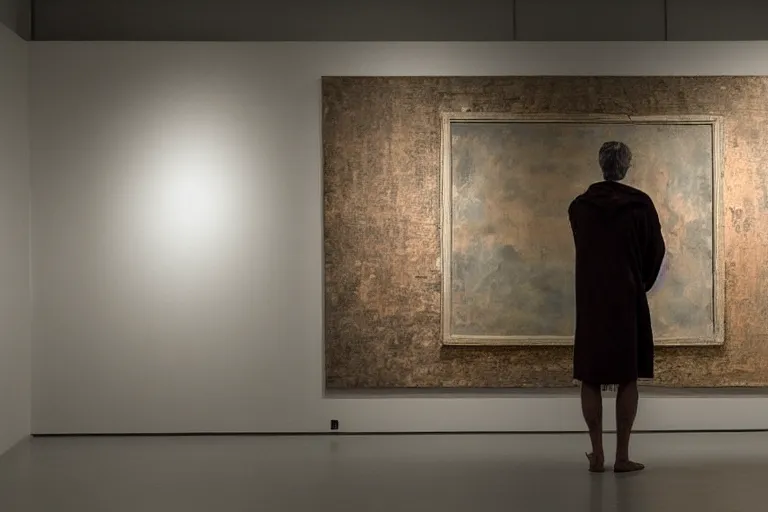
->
[1, 432, 767, 511]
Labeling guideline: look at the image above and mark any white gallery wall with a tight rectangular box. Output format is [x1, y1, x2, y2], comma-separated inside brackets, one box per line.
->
[29, 42, 768, 434]
[0, 23, 30, 453]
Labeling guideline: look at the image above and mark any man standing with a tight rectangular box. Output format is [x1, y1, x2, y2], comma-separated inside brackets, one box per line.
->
[568, 141, 666, 473]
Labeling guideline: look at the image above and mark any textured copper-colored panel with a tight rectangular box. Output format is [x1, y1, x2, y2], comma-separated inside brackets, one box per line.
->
[323, 76, 768, 388]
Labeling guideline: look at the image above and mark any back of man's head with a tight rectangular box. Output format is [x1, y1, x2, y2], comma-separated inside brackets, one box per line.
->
[599, 141, 632, 181]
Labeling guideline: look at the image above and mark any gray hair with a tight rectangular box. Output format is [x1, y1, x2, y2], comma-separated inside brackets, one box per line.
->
[598, 141, 632, 181]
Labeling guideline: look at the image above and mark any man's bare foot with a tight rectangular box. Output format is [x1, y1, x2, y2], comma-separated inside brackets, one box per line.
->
[613, 460, 645, 473]
[586, 452, 605, 473]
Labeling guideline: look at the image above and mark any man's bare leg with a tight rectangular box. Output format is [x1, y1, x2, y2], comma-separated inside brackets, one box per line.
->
[580, 382, 604, 472]
[614, 380, 644, 473]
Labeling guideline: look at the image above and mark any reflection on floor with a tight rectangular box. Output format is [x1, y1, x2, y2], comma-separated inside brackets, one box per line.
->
[1, 432, 767, 511]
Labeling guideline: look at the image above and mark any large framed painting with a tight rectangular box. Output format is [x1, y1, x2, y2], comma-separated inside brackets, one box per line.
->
[441, 113, 725, 347]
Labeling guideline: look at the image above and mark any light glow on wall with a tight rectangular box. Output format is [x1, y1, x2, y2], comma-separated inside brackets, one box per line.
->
[139, 117, 242, 260]
[155, 149, 226, 240]
[115, 89, 257, 292]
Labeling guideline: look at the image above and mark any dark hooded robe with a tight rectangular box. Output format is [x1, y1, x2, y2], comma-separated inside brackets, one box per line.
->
[568, 180, 666, 385]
